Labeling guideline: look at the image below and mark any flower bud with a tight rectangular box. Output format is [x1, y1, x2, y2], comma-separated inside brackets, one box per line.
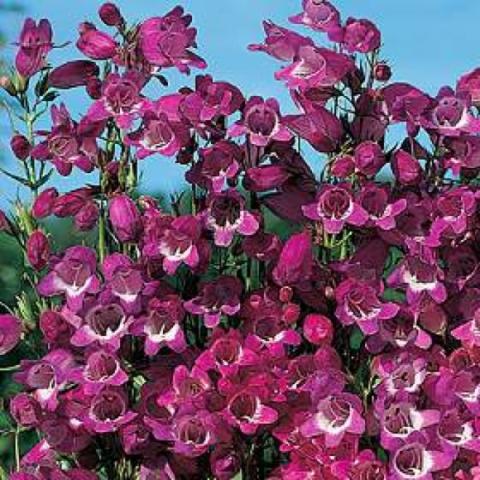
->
[0, 75, 17, 95]
[53, 188, 92, 217]
[374, 62, 392, 82]
[39, 310, 72, 345]
[74, 201, 99, 231]
[108, 194, 142, 242]
[48, 60, 99, 89]
[10, 393, 42, 428]
[77, 23, 117, 60]
[392, 149, 422, 186]
[303, 313, 334, 346]
[32, 187, 58, 218]
[10, 134, 31, 160]
[86, 76, 102, 99]
[26, 230, 50, 270]
[0, 314, 21, 355]
[99, 2, 124, 27]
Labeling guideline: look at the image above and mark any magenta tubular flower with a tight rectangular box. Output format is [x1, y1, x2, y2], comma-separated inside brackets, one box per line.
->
[126, 101, 191, 159]
[84, 387, 136, 433]
[108, 194, 142, 243]
[392, 149, 423, 186]
[284, 107, 344, 153]
[99, 2, 124, 27]
[225, 388, 278, 435]
[74, 202, 99, 232]
[39, 310, 73, 346]
[53, 188, 95, 218]
[37, 246, 100, 312]
[339, 18, 381, 53]
[186, 140, 241, 193]
[76, 22, 117, 60]
[210, 445, 242, 480]
[14, 349, 75, 411]
[357, 184, 407, 231]
[302, 184, 369, 234]
[77, 349, 128, 394]
[10, 134, 31, 160]
[303, 313, 334, 346]
[139, 7, 207, 73]
[457, 67, 480, 106]
[203, 190, 259, 247]
[335, 279, 399, 335]
[228, 96, 292, 147]
[275, 45, 353, 89]
[331, 450, 386, 479]
[0, 314, 21, 355]
[289, 0, 341, 33]
[301, 392, 365, 447]
[86, 71, 146, 129]
[26, 230, 50, 271]
[120, 421, 151, 455]
[437, 408, 480, 453]
[354, 141, 385, 176]
[272, 232, 312, 287]
[15, 18, 53, 78]
[248, 21, 313, 61]
[452, 310, 480, 348]
[10, 393, 42, 428]
[70, 303, 133, 351]
[143, 214, 204, 274]
[48, 60, 99, 90]
[31, 104, 98, 176]
[184, 276, 242, 328]
[131, 296, 186, 356]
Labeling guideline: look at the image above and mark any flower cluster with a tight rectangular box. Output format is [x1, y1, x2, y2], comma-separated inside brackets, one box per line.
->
[2, 1, 480, 479]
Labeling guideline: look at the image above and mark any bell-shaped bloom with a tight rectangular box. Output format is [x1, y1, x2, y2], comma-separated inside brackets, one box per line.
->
[336, 18, 381, 54]
[186, 140, 241, 193]
[48, 60, 99, 89]
[335, 278, 399, 335]
[452, 309, 480, 349]
[248, 21, 313, 61]
[228, 96, 292, 147]
[37, 246, 100, 311]
[184, 276, 242, 328]
[302, 184, 369, 234]
[0, 314, 22, 355]
[39, 310, 74, 346]
[86, 71, 147, 129]
[139, 6, 207, 73]
[74, 201, 99, 232]
[289, 0, 341, 33]
[284, 107, 344, 153]
[275, 45, 354, 89]
[357, 184, 407, 231]
[108, 194, 142, 243]
[15, 18, 53, 78]
[10, 393, 43, 428]
[131, 295, 186, 356]
[392, 149, 423, 186]
[457, 66, 480, 106]
[272, 232, 312, 286]
[70, 303, 133, 351]
[202, 190, 259, 247]
[331, 450, 386, 480]
[83, 387, 136, 433]
[76, 22, 117, 60]
[26, 230, 50, 271]
[31, 104, 98, 176]
[354, 141, 385, 176]
[301, 392, 365, 447]
[303, 314, 333, 346]
[32, 188, 58, 219]
[210, 445, 242, 480]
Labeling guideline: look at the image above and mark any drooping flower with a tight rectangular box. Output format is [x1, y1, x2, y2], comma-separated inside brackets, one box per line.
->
[48, 60, 99, 90]
[336, 18, 381, 54]
[76, 22, 118, 60]
[0, 314, 22, 355]
[289, 0, 341, 33]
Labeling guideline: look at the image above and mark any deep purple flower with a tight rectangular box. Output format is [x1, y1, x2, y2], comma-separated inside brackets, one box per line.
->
[74, 202, 99, 232]
[139, 7, 207, 73]
[77, 22, 117, 60]
[99, 2, 124, 27]
[210, 445, 242, 480]
[48, 60, 99, 89]
[15, 18, 53, 78]
[302, 184, 369, 234]
[248, 21, 313, 61]
[354, 141, 385, 176]
[109, 194, 142, 243]
[457, 67, 480, 106]
[0, 314, 21, 355]
[32, 188, 59, 219]
[26, 230, 50, 271]
[337, 18, 381, 54]
[10, 393, 43, 428]
[11, 134, 31, 160]
[289, 0, 341, 33]
[203, 190, 259, 247]
[39, 310, 73, 346]
[37, 246, 100, 311]
[392, 149, 423, 186]
[184, 276, 242, 328]
[229, 96, 292, 147]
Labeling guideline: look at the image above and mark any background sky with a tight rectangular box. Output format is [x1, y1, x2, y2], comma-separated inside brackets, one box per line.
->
[1, 0, 480, 208]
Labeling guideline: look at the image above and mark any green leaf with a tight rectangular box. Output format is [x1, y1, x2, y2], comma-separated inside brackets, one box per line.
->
[349, 328, 364, 351]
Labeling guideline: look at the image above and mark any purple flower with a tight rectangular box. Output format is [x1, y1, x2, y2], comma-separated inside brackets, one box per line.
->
[452, 309, 480, 348]
[70, 303, 133, 351]
[284, 107, 344, 153]
[74, 201, 99, 232]
[77, 22, 117, 60]
[289, 1, 341, 33]
[335, 278, 399, 335]
[10, 393, 43, 428]
[139, 7, 207, 73]
[15, 18, 53, 78]
[26, 230, 50, 271]
[10, 134, 31, 160]
[32, 188, 59, 219]
[31, 104, 98, 176]
[37, 246, 100, 311]
[392, 149, 423, 186]
[302, 184, 369, 234]
[210, 445, 242, 480]
[248, 21, 313, 61]
[354, 141, 385, 176]
[48, 60, 99, 90]
[300, 393, 365, 447]
[337, 18, 381, 54]
[39, 310, 73, 346]
[228, 96, 292, 147]
[275, 46, 354, 89]
[99, 2, 124, 27]
[108, 194, 142, 243]
[131, 296, 186, 356]
[203, 190, 259, 247]
[184, 276, 242, 328]
[457, 66, 480, 106]
[0, 314, 22, 355]
[84, 387, 136, 433]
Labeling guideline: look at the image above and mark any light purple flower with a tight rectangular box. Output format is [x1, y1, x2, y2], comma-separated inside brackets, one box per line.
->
[289, 0, 341, 33]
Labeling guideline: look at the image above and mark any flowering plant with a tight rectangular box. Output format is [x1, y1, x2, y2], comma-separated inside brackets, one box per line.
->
[2, 1, 480, 479]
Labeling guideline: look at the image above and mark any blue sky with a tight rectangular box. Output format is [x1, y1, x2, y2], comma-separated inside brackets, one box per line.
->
[1, 0, 480, 207]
